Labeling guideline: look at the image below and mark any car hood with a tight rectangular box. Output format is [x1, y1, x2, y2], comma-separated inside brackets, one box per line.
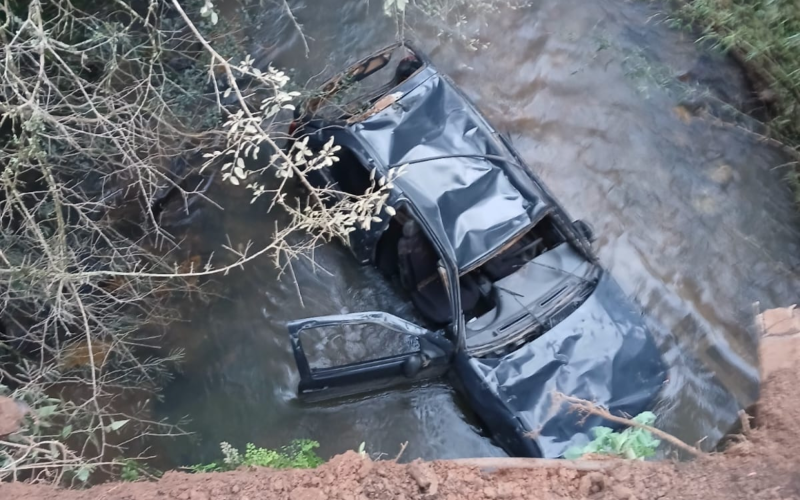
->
[467, 273, 667, 458]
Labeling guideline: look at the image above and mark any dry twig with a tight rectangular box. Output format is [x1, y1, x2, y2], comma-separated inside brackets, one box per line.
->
[555, 393, 703, 457]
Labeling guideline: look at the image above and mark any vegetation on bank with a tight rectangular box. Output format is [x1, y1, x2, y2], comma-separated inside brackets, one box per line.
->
[185, 440, 324, 474]
[1, 0, 797, 487]
[672, 0, 800, 202]
[0, 0, 508, 485]
[0, 0, 387, 484]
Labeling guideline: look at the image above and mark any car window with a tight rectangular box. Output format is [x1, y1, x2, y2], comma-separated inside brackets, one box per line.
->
[460, 214, 566, 321]
[298, 323, 420, 370]
[330, 146, 372, 196]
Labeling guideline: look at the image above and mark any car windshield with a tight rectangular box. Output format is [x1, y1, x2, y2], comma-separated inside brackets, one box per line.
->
[457, 214, 597, 355]
[459, 215, 567, 319]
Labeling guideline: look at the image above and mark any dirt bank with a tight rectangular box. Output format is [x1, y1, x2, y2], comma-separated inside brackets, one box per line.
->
[3, 306, 800, 500]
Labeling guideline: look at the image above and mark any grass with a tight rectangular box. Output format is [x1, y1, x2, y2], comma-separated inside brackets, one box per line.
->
[672, 0, 800, 204]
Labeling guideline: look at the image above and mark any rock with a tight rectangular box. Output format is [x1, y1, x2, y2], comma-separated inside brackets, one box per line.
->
[408, 461, 438, 495]
[231, 485, 240, 494]
[482, 486, 497, 499]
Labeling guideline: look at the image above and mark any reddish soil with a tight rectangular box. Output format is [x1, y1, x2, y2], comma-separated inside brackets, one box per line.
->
[3, 307, 800, 500]
[0, 396, 24, 437]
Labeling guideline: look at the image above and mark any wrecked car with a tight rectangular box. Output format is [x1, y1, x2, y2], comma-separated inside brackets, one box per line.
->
[284, 43, 667, 458]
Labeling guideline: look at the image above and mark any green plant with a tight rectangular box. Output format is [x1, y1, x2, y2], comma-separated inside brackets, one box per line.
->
[188, 440, 323, 473]
[564, 412, 661, 460]
[120, 460, 140, 482]
[670, 0, 800, 205]
[185, 462, 225, 473]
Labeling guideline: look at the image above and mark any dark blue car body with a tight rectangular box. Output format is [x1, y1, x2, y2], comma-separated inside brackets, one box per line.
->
[285, 42, 667, 458]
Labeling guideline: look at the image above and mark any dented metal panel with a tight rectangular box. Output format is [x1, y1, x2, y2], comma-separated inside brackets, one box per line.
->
[465, 274, 667, 458]
[287, 43, 667, 460]
[352, 74, 550, 270]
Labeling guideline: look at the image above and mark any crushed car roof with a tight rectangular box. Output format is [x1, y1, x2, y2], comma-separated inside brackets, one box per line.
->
[350, 70, 550, 270]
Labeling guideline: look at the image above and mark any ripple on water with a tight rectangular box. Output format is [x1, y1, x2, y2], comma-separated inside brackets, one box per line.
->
[153, 0, 800, 466]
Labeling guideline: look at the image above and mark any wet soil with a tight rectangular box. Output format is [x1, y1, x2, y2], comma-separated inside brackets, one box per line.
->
[4, 308, 800, 500]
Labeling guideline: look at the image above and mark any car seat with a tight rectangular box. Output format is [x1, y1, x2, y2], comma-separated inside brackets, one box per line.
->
[397, 221, 479, 325]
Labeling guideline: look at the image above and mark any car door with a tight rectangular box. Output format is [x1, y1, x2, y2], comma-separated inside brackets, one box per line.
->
[287, 311, 455, 400]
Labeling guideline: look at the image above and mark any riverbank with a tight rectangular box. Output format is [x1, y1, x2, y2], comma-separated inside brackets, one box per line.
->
[2, 306, 798, 499]
[676, 0, 800, 204]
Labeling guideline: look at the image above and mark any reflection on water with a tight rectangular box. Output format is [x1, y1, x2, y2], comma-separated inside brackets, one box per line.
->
[153, 0, 800, 466]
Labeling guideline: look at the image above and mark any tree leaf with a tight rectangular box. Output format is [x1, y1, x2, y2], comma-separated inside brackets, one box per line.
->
[107, 419, 129, 432]
[37, 405, 58, 418]
[75, 466, 92, 482]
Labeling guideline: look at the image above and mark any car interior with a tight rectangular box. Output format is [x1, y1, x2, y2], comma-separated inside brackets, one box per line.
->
[306, 46, 424, 122]
[301, 48, 576, 337]
[459, 216, 566, 322]
[374, 208, 567, 330]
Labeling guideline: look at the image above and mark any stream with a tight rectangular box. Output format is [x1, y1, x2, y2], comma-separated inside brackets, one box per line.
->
[152, 0, 800, 466]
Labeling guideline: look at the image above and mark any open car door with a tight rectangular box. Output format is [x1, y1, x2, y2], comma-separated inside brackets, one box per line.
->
[287, 312, 454, 400]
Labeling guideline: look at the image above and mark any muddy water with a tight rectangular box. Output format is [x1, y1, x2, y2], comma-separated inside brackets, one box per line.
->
[154, 0, 800, 466]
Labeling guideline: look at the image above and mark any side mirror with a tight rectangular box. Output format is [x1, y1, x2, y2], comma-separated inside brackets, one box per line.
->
[573, 220, 595, 243]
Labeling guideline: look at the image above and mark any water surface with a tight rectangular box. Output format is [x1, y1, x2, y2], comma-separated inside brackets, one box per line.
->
[153, 0, 800, 466]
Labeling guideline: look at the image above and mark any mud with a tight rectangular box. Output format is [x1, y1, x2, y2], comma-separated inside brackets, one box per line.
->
[3, 307, 800, 500]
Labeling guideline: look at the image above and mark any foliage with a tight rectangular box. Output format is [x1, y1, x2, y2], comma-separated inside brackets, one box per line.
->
[384, 0, 528, 50]
[0, 383, 130, 483]
[564, 412, 661, 460]
[187, 440, 323, 473]
[185, 461, 225, 473]
[0, 0, 241, 482]
[120, 460, 140, 482]
[0, 0, 522, 485]
[0, 0, 339, 484]
[672, 0, 800, 204]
